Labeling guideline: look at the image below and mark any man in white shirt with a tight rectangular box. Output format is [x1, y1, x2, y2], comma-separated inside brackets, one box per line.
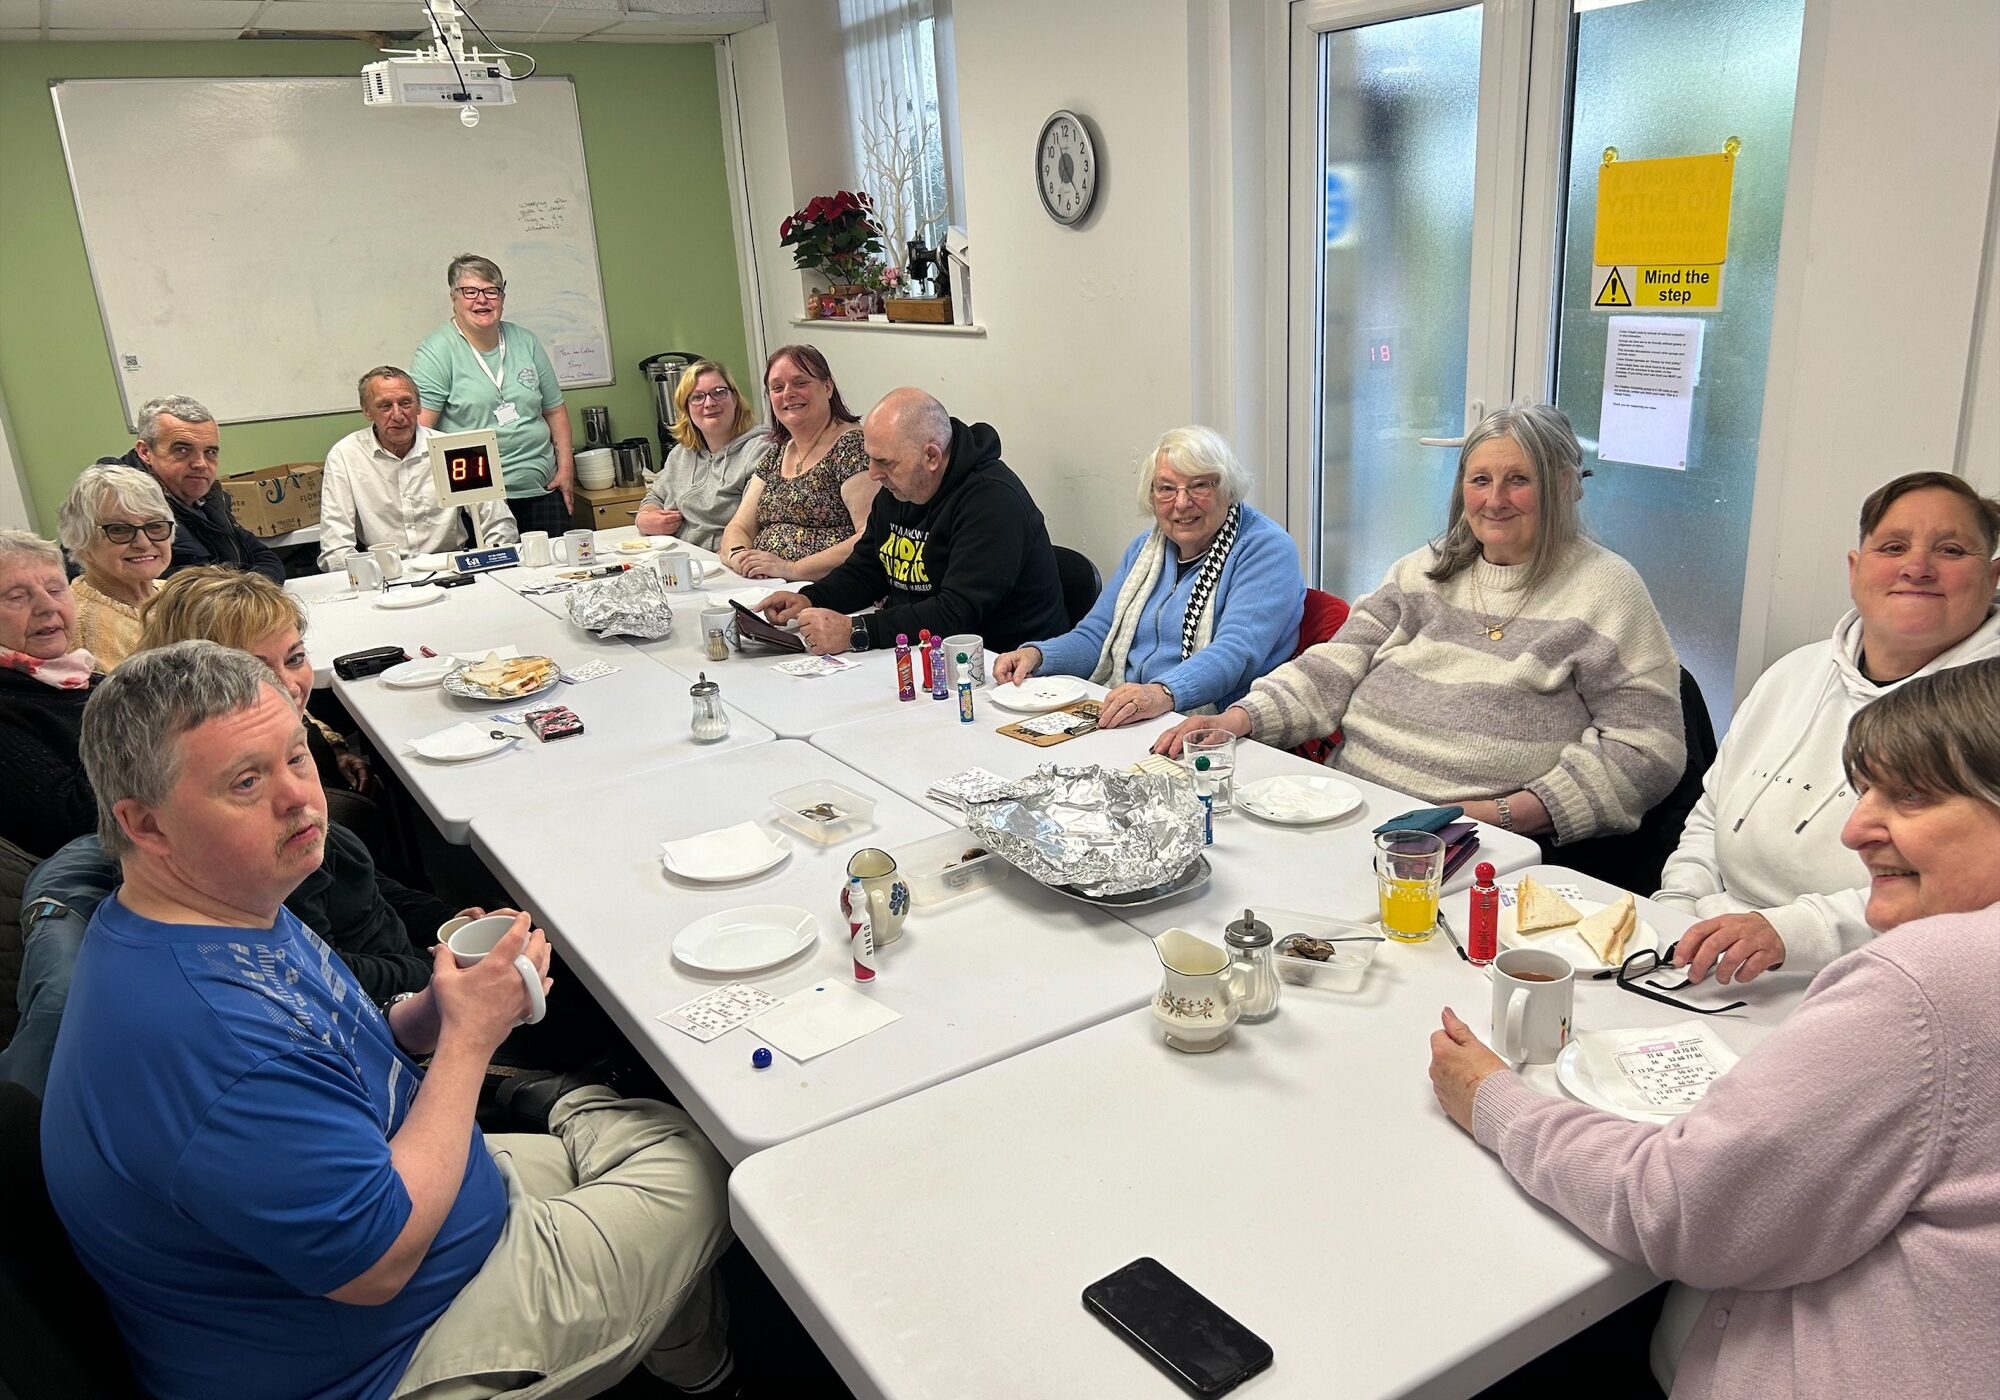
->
[318, 366, 518, 571]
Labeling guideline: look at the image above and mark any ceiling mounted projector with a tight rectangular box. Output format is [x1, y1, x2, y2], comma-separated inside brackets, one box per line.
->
[363, 2, 524, 114]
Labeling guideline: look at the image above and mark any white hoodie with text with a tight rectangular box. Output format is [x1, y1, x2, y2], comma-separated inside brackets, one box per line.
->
[1654, 603, 2000, 971]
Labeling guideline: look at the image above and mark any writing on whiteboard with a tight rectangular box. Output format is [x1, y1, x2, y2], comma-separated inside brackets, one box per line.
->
[517, 196, 570, 233]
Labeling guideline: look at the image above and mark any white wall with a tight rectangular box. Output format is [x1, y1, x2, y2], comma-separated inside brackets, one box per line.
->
[0, 386, 32, 531]
[731, 0, 1212, 570]
[1738, 0, 2000, 682]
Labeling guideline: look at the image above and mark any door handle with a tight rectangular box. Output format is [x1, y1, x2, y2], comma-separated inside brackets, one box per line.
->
[1418, 398, 1486, 448]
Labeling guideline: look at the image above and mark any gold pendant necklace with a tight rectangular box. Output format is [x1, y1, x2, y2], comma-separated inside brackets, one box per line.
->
[1469, 568, 1531, 642]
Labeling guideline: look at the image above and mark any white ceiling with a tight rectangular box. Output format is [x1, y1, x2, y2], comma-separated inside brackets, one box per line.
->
[1, 0, 768, 43]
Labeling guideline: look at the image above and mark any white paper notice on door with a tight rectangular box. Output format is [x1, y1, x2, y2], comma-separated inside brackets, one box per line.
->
[1598, 317, 1703, 471]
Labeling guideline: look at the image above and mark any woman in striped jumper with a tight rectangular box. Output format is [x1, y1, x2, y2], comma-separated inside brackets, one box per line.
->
[1156, 403, 1683, 844]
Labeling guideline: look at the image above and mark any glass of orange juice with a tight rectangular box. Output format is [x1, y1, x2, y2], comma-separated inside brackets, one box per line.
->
[1374, 830, 1445, 942]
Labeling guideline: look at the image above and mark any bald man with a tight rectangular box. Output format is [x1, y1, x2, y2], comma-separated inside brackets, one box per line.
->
[758, 388, 1067, 655]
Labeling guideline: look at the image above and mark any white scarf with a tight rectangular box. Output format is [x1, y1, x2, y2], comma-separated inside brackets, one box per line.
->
[1088, 503, 1242, 714]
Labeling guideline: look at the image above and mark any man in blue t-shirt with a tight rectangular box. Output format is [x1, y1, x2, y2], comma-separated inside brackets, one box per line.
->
[41, 643, 734, 1400]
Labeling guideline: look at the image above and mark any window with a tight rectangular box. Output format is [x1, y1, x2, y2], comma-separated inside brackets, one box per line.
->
[839, 0, 964, 276]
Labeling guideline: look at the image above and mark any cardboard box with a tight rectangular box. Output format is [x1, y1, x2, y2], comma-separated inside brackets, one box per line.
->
[221, 463, 323, 538]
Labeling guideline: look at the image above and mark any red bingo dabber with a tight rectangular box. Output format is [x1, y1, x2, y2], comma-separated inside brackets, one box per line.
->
[846, 875, 878, 983]
[917, 629, 935, 690]
[1468, 862, 1499, 966]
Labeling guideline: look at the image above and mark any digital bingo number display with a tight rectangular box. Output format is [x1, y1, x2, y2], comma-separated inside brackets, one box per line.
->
[427, 428, 508, 506]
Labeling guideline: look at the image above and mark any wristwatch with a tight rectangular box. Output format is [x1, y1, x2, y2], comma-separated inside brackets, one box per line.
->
[848, 617, 872, 652]
[1495, 795, 1516, 831]
[1155, 681, 1177, 711]
[378, 990, 420, 1017]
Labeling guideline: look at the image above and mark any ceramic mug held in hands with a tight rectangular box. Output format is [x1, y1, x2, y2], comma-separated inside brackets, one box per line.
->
[440, 913, 548, 1025]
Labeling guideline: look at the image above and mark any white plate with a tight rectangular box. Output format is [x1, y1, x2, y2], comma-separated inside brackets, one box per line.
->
[1238, 774, 1363, 825]
[407, 552, 452, 574]
[1499, 889, 1661, 973]
[375, 586, 444, 610]
[988, 676, 1089, 713]
[672, 905, 819, 974]
[380, 655, 458, 689]
[1555, 1041, 1677, 1124]
[661, 823, 792, 883]
[408, 723, 518, 762]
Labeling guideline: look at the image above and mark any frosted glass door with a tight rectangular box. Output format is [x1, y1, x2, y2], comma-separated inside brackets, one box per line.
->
[1550, 0, 1805, 726]
[1316, 6, 1484, 604]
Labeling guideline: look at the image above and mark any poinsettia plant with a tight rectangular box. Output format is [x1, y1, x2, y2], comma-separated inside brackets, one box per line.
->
[779, 190, 887, 282]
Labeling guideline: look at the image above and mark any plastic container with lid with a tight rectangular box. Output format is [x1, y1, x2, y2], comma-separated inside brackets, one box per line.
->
[770, 779, 877, 844]
[1263, 906, 1381, 992]
[892, 828, 1009, 907]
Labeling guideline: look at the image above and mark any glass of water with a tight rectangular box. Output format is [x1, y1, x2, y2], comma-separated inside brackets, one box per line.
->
[1181, 729, 1238, 813]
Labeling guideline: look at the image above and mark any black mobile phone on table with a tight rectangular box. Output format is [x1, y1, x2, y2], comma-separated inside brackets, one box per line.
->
[433, 573, 476, 588]
[1082, 1257, 1272, 1397]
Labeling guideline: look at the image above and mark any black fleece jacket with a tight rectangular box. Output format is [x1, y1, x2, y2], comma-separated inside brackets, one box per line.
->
[802, 419, 1067, 651]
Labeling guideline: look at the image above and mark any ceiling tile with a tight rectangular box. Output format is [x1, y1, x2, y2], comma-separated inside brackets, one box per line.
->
[49, 0, 262, 27]
[243, 3, 431, 29]
[0, 0, 38, 28]
[48, 29, 254, 40]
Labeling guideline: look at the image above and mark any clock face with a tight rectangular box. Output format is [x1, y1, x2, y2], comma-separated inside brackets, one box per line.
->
[1037, 110, 1097, 226]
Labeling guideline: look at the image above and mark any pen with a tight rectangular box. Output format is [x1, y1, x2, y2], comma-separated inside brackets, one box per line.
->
[1436, 909, 1469, 962]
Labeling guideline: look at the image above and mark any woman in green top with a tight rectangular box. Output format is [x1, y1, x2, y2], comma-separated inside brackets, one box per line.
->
[411, 253, 576, 536]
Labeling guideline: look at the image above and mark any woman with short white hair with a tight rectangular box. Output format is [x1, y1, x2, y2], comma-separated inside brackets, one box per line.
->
[0, 529, 100, 858]
[56, 464, 176, 669]
[992, 425, 1305, 729]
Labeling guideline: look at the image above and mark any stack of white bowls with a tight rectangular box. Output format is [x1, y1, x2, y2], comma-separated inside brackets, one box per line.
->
[575, 447, 616, 490]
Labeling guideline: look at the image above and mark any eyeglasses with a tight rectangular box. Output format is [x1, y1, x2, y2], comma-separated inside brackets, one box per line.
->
[1152, 480, 1220, 504]
[99, 520, 175, 545]
[687, 387, 735, 405]
[1594, 947, 1747, 1016]
[454, 285, 505, 302]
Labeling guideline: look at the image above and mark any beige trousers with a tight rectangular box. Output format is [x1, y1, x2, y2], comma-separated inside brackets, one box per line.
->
[393, 1087, 733, 1399]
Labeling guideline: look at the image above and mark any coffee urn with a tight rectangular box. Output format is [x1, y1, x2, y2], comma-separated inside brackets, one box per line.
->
[639, 352, 701, 466]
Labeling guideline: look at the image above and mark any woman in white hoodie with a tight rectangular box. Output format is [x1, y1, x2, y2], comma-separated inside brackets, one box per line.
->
[1661, 471, 2000, 984]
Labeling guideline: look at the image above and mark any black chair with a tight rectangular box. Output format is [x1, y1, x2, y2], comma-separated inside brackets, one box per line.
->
[1554, 667, 1721, 893]
[1053, 546, 1102, 629]
[0, 1083, 142, 1398]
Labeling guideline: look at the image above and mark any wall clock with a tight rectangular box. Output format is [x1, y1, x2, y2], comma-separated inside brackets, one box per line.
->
[1036, 109, 1098, 226]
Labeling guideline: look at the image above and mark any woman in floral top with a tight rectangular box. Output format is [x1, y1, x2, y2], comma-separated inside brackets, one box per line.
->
[719, 344, 877, 581]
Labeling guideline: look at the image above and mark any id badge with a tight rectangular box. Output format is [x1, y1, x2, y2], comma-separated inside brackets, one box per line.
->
[493, 401, 521, 427]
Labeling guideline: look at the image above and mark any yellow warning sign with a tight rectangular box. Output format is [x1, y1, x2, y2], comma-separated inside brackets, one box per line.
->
[1595, 152, 1735, 266]
[1591, 263, 1723, 312]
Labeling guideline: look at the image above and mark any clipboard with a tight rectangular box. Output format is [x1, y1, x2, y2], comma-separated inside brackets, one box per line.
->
[730, 600, 808, 654]
[996, 699, 1103, 746]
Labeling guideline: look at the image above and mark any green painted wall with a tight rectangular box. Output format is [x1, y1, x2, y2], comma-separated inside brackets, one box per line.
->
[0, 40, 746, 533]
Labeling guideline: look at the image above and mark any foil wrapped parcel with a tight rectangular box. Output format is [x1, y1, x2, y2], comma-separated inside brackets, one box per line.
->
[568, 565, 676, 639]
[962, 763, 1204, 897]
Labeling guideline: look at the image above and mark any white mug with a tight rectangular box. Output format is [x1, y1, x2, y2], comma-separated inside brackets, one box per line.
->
[552, 529, 595, 566]
[944, 634, 984, 686]
[346, 553, 384, 592]
[1490, 947, 1573, 1065]
[368, 544, 404, 580]
[443, 914, 547, 1025]
[520, 531, 553, 567]
[654, 553, 709, 590]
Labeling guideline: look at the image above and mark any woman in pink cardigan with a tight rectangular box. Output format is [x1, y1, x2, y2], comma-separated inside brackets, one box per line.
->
[1429, 658, 2000, 1400]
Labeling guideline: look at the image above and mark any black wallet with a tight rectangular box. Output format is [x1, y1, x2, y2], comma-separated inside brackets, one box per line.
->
[332, 646, 411, 680]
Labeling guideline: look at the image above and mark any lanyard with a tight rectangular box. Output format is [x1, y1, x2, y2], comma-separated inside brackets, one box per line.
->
[457, 326, 508, 394]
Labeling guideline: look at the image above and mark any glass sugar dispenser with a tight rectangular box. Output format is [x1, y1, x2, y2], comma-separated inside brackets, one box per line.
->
[1224, 908, 1280, 1022]
[689, 672, 729, 744]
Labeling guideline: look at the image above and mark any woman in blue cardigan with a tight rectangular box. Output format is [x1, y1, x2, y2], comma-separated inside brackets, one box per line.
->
[991, 426, 1305, 729]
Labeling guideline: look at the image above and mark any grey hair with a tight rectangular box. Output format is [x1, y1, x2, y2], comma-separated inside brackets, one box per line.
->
[56, 465, 174, 556]
[1845, 658, 2000, 812]
[357, 365, 417, 406]
[135, 395, 215, 451]
[80, 640, 294, 858]
[0, 528, 63, 572]
[446, 254, 505, 290]
[1425, 402, 1587, 592]
[1140, 425, 1255, 513]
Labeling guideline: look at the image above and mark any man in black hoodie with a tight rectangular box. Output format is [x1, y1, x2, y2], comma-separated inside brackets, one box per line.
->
[102, 394, 284, 584]
[760, 388, 1067, 654]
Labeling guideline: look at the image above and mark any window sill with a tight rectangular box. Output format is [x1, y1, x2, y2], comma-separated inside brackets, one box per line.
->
[787, 318, 986, 337]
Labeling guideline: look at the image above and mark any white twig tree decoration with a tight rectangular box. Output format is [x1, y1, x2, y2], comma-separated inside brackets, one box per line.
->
[860, 80, 945, 287]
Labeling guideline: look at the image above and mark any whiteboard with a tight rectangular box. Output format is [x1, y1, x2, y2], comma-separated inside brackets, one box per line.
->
[52, 76, 614, 430]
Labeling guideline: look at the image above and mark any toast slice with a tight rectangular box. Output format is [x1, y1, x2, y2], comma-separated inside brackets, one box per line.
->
[1577, 892, 1640, 964]
[1515, 876, 1582, 934]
